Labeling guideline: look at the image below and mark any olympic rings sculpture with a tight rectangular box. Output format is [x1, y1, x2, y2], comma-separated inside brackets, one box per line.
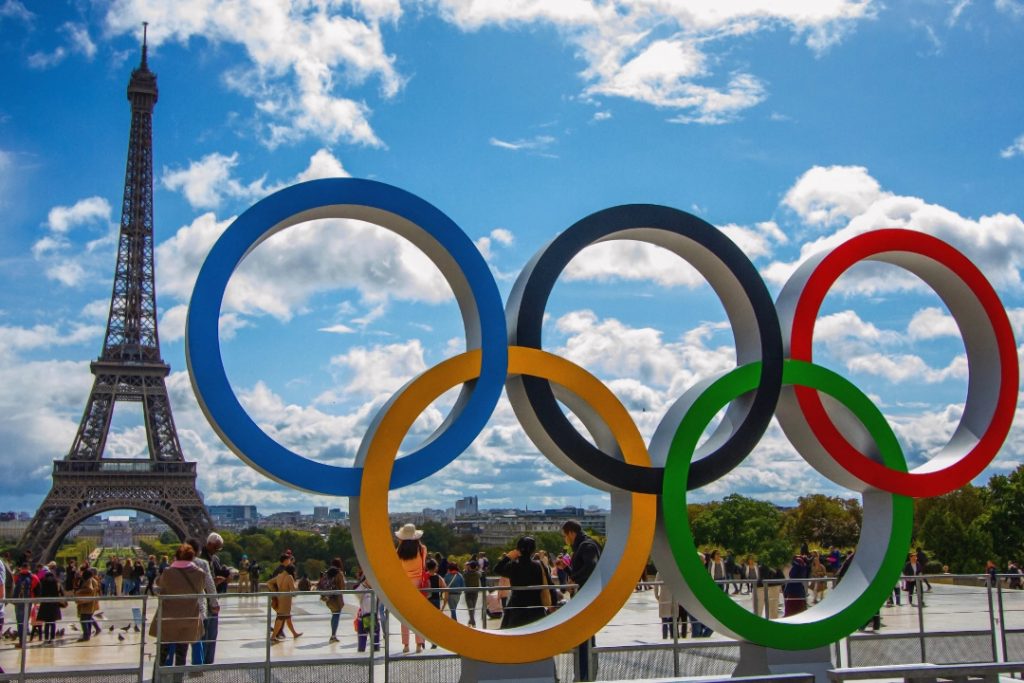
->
[186, 178, 1018, 660]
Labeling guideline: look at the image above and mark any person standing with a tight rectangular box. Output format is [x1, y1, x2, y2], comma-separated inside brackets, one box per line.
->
[75, 567, 102, 641]
[199, 532, 229, 664]
[185, 538, 219, 665]
[493, 537, 547, 629]
[111, 556, 124, 596]
[238, 556, 251, 593]
[915, 547, 933, 592]
[758, 559, 784, 621]
[654, 571, 684, 639]
[37, 568, 65, 644]
[145, 556, 158, 596]
[809, 553, 827, 604]
[562, 520, 601, 679]
[151, 544, 206, 674]
[12, 561, 39, 647]
[248, 558, 261, 593]
[445, 562, 465, 621]
[706, 550, 727, 590]
[462, 560, 481, 627]
[904, 552, 926, 607]
[784, 555, 809, 616]
[395, 524, 427, 653]
[322, 558, 346, 643]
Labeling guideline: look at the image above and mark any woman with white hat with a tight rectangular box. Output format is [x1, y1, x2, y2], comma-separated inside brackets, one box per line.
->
[395, 524, 428, 653]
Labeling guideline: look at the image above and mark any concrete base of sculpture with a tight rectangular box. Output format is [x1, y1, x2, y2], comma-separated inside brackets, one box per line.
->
[733, 642, 832, 682]
[459, 657, 557, 683]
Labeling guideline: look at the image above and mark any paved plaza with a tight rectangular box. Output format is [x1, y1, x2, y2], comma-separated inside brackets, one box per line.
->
[3, 578, 1022, 677]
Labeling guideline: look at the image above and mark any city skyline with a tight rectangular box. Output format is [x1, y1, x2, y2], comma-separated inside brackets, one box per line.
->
[1, 2, 1023, 517]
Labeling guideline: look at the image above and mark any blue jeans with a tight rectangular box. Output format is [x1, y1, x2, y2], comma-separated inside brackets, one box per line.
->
[202, 614, 218, 663]
[330, 612, 341, 637]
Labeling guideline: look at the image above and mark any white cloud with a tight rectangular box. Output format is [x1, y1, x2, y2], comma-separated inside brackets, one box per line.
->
[996, 0, 1024, 17]
[327, 340, 427, 399]
[434, 0, 875, 124]
[846, 352, 968, 384]
[26, 22, 96, 69]
[319, 323, 356, 334]
[489, 135, 556, 152]
[907, 306, 960, 340]
[46, 196, 111, 233]
[1001, 134, 1024, 159]
[0, 0, 32, 21]
[162, 148, 348, 210]
[563, 219, 785, 287]
[105, 1, 403, 147]
[475, 228, 515, 260]
[782, 165, 885, 227]
[592, 110, 612, 122]
[765, 165, 1024, 292]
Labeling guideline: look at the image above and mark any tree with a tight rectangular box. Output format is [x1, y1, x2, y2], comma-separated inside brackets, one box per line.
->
[783, 494, 861, 549]
[695, 494, 783, 557]
[420, 521, 457, 556]
[984, 470, 1024, 565]
[916, 485, 989, 572]
[326, 526, 356, 569]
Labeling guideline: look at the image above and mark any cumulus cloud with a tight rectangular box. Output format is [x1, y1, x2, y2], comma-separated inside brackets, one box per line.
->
[105, 1, 403, 147]
[1002, 134, 1024, 159]
[563, 219, 786, 287]
[46, 196, 111, 233]
[162, 147, 348, 210]
[765, 165, 1024, 292]
[434, 0, 875, 124]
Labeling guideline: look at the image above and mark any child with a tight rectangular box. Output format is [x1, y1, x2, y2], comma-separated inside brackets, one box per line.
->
[424, 559, 442, 648]
[354, 571, 382, 653]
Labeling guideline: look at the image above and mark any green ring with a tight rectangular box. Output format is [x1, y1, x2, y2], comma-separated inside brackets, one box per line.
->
[661, 359, 913, 649]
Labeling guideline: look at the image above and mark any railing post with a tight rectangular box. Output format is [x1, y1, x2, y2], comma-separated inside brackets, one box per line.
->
[669, 594, 679, 678]
[383, 607, 390, 683]
[263, 590, 272, 683]
[916, 576, 926, 663]
[156, 591, 163, 683]
[997, 577, 1007, 662]
[368, 589, 376, 683]
[19, 597, 28, 683]
[138, 594, 148, 683]
[987, 573, 999, 662]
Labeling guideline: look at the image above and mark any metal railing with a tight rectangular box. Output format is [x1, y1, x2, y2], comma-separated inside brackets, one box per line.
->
[2, 572, 1023, 682]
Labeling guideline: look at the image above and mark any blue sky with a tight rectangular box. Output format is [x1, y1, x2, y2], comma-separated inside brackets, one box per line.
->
[1, 0, 1023, 516]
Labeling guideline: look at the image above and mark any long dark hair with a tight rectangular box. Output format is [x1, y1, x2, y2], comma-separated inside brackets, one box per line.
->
[515, 536, 537, 559]
[397, 539, 422, 560]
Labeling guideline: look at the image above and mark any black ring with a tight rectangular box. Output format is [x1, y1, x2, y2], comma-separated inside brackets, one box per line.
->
[506, 204, 783, 493]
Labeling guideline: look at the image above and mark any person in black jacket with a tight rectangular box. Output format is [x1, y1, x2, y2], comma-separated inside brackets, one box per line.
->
[562, 520, 601, 589]
[494, 536, 548, 629]
[783, 555, 809, 616]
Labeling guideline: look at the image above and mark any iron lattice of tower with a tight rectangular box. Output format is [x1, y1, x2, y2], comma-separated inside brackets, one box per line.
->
[19, 30, 212, 561]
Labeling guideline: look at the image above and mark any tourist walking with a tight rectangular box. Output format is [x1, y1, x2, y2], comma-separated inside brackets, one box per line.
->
[562, 520, 602, 679]
[904, 552, 926, 607]
[445, 562, 465, 621]
[654, 571, 685, 639]
[395, 524, 427, 653]
[152, 544, 207, 676]
[266, 564, 302, 641]
[354, 571, 382, 652]
[185, 538, 219, 665]
[12, 561, 39, 646]
[809, 553, 827, 604]
[494, 536, 548, 629]
[463, 560, 481, 627]
[784, 555, 809, 616]
[199, 532, 229, 663]
[320, 557, 346, 643]
[37, 567, 65, 644]
[75, 567, 102, 641]
[145, 555, 158, 596]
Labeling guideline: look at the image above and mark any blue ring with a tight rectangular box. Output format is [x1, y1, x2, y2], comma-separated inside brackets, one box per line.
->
[186, 178, 508, 494]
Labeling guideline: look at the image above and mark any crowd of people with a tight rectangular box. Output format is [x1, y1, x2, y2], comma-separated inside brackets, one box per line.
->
[5, 526, 1024, 676]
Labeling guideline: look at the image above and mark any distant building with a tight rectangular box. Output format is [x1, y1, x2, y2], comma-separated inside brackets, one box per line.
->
[313, 506, 329, 521]
[457, 508, 609, 548]
[327, 508, 346, 520]
[455, 496, 479, 517]
[0, 519, 29, 541]
[208, 505, 259, 525]
[102, 517, 133, 547]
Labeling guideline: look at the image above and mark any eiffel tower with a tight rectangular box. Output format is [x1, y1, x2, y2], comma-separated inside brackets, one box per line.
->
[19, 26, 212, 562]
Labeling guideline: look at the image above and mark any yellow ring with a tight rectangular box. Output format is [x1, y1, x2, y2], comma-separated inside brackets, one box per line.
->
[351, 346, 656, 663]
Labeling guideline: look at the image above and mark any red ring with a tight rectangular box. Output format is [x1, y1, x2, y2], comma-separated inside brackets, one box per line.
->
[789, 229, 1018, 497]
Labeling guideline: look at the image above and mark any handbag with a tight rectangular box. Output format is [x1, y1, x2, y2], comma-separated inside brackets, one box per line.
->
[539, 564, 552, 608]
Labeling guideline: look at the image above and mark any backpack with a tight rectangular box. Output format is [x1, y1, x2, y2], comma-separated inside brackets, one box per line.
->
[12, 571, 33, 600]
